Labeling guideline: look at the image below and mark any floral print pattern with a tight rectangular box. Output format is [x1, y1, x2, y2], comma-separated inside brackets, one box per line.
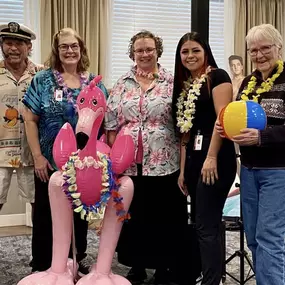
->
[105, 65, 179, 176]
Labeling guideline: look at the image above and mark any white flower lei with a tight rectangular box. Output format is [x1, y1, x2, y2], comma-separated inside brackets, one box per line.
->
[62, 151, 111, 222]
[62, 150, 131, 224]
[176, 74, 207, 133]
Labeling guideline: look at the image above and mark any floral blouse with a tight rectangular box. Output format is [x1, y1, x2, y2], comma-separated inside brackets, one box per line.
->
[105, 65, 179, 176]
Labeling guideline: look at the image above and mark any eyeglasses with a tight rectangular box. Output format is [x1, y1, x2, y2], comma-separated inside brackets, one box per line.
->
[134, 48, 156, 56]
[247, 44, 275, 57]
[58, 43, 80, 52]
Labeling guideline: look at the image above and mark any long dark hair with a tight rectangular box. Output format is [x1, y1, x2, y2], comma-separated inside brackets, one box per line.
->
[172, 32, 218, 133]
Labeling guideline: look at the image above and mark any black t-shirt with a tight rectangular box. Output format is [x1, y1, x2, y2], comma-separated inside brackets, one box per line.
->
[190, 68, 231, 136]
[187, 68, 234, 157]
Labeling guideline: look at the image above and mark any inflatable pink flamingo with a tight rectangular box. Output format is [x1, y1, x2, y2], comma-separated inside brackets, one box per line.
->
[18, 76, 135, 285]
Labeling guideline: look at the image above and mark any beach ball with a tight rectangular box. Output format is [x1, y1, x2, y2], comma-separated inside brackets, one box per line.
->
[219, 101, 267, 139]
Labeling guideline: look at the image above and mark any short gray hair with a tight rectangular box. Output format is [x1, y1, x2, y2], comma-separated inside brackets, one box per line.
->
[246, 24, 283, 49]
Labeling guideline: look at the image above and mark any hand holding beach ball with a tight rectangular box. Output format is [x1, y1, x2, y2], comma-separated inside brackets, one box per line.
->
[219, 101, 267, 140]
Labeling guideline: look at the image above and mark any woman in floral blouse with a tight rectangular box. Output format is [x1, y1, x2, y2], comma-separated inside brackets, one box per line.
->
[105, 30, 187, 284]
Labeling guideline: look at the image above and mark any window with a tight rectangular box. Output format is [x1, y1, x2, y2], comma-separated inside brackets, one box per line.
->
[111, 0, 225, 86]
[111, 0, 191, 85]
[0, 0, 24, 24]
[209, 0, 225, 69]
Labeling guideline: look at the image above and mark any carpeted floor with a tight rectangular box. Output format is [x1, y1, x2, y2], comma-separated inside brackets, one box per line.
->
[0, 230, 256, 285]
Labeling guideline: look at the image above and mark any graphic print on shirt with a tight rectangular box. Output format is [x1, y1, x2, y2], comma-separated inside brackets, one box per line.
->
[0, 93, 21, 167]
[3, 104, 19, 128]
[0, 60, 43, 167]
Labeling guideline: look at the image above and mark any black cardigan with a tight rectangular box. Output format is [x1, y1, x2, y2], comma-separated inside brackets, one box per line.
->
[237, 62, 285, 168]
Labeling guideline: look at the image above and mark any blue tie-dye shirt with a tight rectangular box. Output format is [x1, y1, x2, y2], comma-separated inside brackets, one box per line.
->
[23, 68, 109, 169]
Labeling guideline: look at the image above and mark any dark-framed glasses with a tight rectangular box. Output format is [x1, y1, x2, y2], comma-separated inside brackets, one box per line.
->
[134, 47, 156, 56]
[247, 44, 275, 57]
[58, 43, 80, 52]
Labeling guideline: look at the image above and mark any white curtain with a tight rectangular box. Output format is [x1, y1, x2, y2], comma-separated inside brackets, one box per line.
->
[23, 0, 113, 88]
[234, 0, 285, 75]
[24, 0, 42, 65]
[223, 0, 235, 74]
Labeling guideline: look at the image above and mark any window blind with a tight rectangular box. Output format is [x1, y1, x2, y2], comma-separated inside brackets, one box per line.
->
[111, 0, 225, 85]
[0, 0, 24, 24]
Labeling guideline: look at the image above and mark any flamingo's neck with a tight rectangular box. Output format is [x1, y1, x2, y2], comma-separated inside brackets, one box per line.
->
[78, 117, 102, 160]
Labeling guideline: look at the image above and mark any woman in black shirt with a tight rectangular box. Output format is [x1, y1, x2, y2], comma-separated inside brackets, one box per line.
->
[172, 32, 236, 285]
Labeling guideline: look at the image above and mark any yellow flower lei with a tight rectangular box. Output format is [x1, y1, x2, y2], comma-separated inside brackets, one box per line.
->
[176, 74, 207, 133]
[241, 60, 284, 102]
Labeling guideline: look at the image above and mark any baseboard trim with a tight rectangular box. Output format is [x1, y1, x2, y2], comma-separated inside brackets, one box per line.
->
[0, 214, 26, 227]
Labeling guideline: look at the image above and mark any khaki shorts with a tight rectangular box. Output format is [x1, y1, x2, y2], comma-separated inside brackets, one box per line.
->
[0, 167, 35, 204]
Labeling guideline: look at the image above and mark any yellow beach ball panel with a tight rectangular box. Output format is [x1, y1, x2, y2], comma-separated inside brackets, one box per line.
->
[222, 101, 247, 139]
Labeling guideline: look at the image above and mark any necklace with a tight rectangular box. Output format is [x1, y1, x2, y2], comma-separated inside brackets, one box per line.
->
[176, 68, 210, 133]
[241, 60, 284, 102]
[53, 70, 89, 110]
[135, 67, 158, 80]
[62, 151, 130, 223]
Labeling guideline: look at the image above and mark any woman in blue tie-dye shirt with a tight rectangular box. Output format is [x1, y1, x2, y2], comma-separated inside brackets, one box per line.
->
[22, 28, 108, 276]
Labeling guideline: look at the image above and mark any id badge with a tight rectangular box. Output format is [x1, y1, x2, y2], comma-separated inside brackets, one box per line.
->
[54, 89, 63, 101]
[194, 134, 203, 151]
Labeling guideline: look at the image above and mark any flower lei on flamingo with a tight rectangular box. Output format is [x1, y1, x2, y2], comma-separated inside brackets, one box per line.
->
[62, 151, 130, 223]
[241, 60, 284, 102]
[176, 68, 211, 133]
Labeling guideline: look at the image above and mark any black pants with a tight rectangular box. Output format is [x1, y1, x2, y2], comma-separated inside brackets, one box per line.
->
[31, 173, 88, 271]
[185, 145, 236, 285]
[117, 165, 187, 270]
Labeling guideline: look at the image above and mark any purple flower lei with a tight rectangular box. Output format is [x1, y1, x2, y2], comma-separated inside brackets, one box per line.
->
[53, 70, 89, 111]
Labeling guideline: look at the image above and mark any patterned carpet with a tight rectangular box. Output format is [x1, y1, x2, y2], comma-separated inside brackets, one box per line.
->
[0, 230, 255, 285]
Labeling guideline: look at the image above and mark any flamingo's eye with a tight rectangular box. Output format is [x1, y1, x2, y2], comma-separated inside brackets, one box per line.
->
[92, 99, 98, 106]
[80, 98, 85, 104]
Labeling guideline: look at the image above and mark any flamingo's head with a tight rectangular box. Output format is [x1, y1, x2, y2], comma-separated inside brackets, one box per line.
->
[75, 75, 106, 149]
